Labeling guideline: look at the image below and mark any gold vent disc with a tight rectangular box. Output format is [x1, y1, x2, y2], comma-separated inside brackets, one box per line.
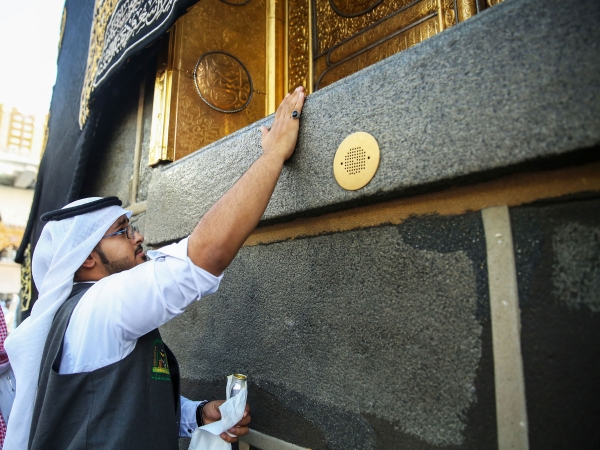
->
[333, 132, 380, 190]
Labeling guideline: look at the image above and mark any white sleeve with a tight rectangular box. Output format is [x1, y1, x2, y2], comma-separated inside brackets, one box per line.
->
[93, 237, 223, 342]
[180, 396, 201, 437]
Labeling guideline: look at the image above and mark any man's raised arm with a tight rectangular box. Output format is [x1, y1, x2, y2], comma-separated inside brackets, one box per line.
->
[187, 86, 305, 276]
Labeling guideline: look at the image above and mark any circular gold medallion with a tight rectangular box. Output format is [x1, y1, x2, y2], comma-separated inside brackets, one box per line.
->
[193, 51, 253, 113]
[333, 132, 380, 190]
[330, 0, 383, 17]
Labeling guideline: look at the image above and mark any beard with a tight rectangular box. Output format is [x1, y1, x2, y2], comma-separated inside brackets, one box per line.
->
[94, 245, 136, 275]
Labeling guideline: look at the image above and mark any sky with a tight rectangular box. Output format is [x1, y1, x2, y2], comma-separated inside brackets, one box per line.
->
[0, 0, 66, 115]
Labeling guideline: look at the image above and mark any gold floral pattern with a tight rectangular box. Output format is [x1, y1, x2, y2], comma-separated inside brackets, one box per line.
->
[288, 0, 310, 91]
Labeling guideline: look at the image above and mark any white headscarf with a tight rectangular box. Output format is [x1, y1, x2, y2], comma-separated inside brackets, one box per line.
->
[4, 197, 131, 450]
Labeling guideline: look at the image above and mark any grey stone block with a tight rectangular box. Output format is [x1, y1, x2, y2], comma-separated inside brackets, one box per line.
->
[83, 85, 138, 203]
[511, 198, 600, 449]
[160, 217, 490, 449]
[146, 0, 600, 244]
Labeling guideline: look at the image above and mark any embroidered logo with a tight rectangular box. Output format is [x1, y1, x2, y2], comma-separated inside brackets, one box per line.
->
[151, 338, 171, 381]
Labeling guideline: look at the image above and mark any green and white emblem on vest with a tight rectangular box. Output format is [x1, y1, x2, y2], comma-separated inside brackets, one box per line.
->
[151, 338, 171, 381]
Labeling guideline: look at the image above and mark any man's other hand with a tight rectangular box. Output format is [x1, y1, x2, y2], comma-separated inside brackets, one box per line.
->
[202, 400, 251, 443]
[260, 86, 306, 162]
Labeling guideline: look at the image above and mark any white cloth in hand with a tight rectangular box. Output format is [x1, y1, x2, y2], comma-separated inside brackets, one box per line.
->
[189, 375, 247, 450]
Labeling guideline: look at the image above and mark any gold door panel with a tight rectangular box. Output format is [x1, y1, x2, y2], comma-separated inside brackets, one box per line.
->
[149, 0, 267, 164]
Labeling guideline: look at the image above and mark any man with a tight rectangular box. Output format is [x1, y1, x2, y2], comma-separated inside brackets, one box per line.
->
[4, 87, 306, 449]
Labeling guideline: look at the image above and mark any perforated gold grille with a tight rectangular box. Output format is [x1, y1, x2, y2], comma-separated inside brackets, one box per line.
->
[344, 146, 367, 175]
[334, 132, 380, 190]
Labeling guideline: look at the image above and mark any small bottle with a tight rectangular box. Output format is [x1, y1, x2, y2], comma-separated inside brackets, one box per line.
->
[229, 373, 247, 399]
[228, 374, 248, 445]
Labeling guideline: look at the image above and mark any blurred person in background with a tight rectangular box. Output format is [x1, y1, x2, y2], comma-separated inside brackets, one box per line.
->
[0, 306, 16, 448]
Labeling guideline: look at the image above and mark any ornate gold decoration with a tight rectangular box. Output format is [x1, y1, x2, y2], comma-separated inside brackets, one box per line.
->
[315, 0, 439, 89]
[440, 0, 457, 29]
[330, 0, 383, 17]
[333, 132, 380, 190]
[79, 0, 119, 128]
[457, 0, 477, 22]
[287, 0, 312, 93]
[315, 0, 416, 55]
[267, 0, 287, 112]
[177, 95, 222, 144]
[194, 52, 253, 113]
[148, 34, 178, 165]
[328, 0, 437, 64]
[20, 244, 32, 313]
[318, 16, 439, 88]
[487, 0, 503, 6]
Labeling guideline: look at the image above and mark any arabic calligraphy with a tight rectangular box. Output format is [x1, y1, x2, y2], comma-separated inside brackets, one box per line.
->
[81, 0, 186, 128]
[96, 0, 177, 87]
[79, 0, 119, 128]
[194, 52, 253, 113]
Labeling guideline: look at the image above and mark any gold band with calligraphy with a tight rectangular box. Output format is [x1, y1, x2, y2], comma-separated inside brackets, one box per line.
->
[80, 0, 119, 128]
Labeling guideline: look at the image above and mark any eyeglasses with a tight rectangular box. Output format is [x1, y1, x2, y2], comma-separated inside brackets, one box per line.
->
[102, 224, 138, 240]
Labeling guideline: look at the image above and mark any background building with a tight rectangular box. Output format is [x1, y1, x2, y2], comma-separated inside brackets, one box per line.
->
[0, 102, 45, 332]
[17, 0, 600, 449]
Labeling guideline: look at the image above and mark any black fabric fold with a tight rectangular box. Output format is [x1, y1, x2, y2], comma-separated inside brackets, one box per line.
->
[16, 0, 96, 266]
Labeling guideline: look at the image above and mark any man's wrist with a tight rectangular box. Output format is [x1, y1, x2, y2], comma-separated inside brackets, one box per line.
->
[260, 149, 286, 167]
[196, 400, 209, 427]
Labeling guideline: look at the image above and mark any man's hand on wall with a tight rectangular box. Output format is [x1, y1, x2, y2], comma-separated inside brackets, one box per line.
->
[202, 400, 251, 443]
[260, 86, 306, 163]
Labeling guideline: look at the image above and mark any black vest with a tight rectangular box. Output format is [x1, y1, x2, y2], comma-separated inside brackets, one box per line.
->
[29, 283, 181, 449]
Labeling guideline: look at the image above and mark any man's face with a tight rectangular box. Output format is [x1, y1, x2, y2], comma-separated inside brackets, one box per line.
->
[93, 215, 146, 276]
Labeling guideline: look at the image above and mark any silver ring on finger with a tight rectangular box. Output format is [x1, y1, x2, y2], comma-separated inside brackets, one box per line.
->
[291, 110, 300, 119]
